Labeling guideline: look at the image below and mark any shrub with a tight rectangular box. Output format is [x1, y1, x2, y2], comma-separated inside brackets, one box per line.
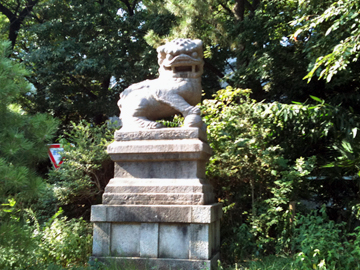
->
[201, 87, 317, 261]
[293, 207, 360, 270]
[48, 120, 115, 218]
[0, 202, 92, 269]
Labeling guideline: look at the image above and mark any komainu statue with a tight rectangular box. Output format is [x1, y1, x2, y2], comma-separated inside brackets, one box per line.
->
[118, 38, 204, 130]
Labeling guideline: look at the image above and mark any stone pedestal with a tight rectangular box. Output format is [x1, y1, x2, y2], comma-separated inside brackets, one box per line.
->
[91, 128, 221, 270]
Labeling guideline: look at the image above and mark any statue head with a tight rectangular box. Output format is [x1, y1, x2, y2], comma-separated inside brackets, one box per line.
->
[157, 38, 204, 79]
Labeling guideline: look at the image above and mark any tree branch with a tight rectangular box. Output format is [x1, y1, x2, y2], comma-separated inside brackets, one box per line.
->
[204, 59, 224, 78]
[0, 3, 14, 19]
[131, 0, 138, 13]
[0, 0, 39, 50]
[217, 0, 233, 16]
[120, 0, 134, 16]
[233, 0, 245, 21]
[233, 0, 258, 20]
[15, 0, 21, 15]
[244, 0, 255, 12]
[19, 0, 39, 21]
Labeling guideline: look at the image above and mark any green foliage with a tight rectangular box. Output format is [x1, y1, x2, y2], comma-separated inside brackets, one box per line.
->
[1, 1, 360, 267]
[202, 86, 360, 263]
[0, 40, 58, 205]
[293, 207, 360, 270]
[0, 200, 37, 269]
[48, 120, 114, 218]
[16, 0, 175, 128]
[292, 0, 360, 82]
[0, 203, 92, 270]
[37, 210, 92, 267]
[202, 87, 317, 261]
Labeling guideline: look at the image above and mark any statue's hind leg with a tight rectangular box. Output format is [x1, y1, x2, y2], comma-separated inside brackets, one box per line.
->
[121, 116, 163, 130]
[156, 93, 200, 117]
[119, 94, 164, 130]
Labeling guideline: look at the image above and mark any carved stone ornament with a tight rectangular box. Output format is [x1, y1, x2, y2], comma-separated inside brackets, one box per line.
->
[117, 38, 205, 131]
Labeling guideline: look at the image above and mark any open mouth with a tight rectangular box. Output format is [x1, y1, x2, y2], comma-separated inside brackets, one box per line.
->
[162, 53, 202, 73]
[164, 65, 201, 73]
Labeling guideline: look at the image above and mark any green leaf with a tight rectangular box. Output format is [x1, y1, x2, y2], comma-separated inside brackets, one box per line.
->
[310, 95, 324, 103]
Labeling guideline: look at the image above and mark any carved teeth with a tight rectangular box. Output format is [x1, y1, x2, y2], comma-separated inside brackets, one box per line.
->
[164, 54, 200, 67]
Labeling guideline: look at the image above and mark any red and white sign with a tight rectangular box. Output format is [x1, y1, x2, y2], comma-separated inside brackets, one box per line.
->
[47, 144, 64, 169]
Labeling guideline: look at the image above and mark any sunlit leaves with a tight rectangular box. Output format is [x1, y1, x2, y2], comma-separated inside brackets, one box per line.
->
[0, 41, 58, 204]
[19, 0, 162, 127]
[292, 0, 360, 82]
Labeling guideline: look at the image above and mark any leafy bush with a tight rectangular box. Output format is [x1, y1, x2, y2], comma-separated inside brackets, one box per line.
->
[48, 120, 115, 218]
[201, 86, 360, 263]
[0, 40, 58, 206]
[201, 87, 319, 261]
[293, 207, 360, 270]
[0, 202, 92, 270]
[37, 209, 92, 267]
[0, 200, 38, 269]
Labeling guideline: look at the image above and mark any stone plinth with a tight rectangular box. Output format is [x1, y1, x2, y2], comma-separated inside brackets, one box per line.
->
[91, 128, 221, 270]
[103, 128, 215, 206]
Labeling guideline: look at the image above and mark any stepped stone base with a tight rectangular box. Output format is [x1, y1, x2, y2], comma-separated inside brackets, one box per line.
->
[90, 254, 219, 270]
[91, 204, 222, 270]
[105, 128, 214, 206]
[91, 128, 221, 270]
[103, 178, 215, 205]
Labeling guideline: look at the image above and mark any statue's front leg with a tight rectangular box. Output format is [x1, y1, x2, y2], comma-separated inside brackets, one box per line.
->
[157, 94, 203, 128]
[157, 93, 199, 117]
[119, 95, 164, 130]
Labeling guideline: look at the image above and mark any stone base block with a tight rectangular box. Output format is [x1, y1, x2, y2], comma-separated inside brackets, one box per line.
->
[114, 127, 208, 142]
[90, 253, 220, 270]
[91, 204, 222, 224]
[102, 192, 215, 205]
[91, 204, 221, 270]
[104, 178, 213, 193]
[103, 178, 215, 205]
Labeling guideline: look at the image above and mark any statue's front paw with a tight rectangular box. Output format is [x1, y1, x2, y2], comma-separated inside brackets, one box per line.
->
[184, 106, 200, 117]
[138, 120, 164, 129]
[184, 114, 204, 128]
[148, 122, 164, 129]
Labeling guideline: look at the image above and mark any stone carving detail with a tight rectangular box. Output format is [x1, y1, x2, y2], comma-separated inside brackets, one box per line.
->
[118, 38, 204, 130]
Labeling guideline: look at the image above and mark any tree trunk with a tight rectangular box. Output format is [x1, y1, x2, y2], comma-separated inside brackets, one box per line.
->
[0, 0, 39, 50]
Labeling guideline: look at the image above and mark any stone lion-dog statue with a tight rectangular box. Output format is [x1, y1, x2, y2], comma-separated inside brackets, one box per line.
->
[118, 38, 205, 130]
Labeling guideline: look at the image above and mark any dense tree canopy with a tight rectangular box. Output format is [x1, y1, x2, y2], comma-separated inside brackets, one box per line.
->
[144, 0, 360, 106]
[0, 40, 58, 204]
[0, 0, 176, 127]
[1, 0, 360, 267]
[0, 0, 358, 119]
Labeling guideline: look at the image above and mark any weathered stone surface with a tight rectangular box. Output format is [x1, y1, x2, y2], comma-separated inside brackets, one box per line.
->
[113, 160, 207, 179]
[111, 223, 140, 257]
[90, 253, 220, 270]
[214, 220, 221, 254]
[117, 38, 205, 130]
[104, 178, 214, 197]
[190, 223, 210, 259]
[107, 139, 212, 156]
[102, 193, 214, 205]
[115, 127, 207, 142]
[159, 223, 190, 259]
[104, 178, 213, 194]
[106, 133, 214, 205]
[110, 152, 209, 162]
[92, 223, 110, 256]
[192, 204, 223, 223]
[91, 203, 222, 223]
[140, 223, 159, 258]
[91, 221, 220, 260]
[91, 39, 222, 269]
